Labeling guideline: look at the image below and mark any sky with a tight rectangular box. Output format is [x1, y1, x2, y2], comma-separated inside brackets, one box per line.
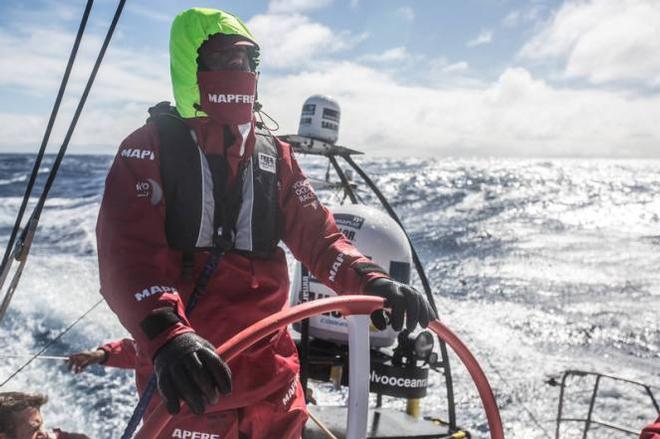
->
[1, 0, 659, 158]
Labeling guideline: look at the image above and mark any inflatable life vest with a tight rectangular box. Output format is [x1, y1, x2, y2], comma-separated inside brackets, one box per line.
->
[149, 104, 280, 258]
[291, 204, 413, 347]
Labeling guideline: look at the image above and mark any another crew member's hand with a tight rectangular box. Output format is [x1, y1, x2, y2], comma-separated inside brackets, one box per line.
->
[364, 278, 436, 331]
[153, 332, 232, 415]
[52, 429, 91, 439]
[67, 349, 107, 374]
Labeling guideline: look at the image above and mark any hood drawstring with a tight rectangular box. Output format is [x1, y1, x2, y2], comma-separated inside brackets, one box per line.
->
[254, 102, 280, 132]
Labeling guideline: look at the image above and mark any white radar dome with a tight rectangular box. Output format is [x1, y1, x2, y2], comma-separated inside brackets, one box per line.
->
[290, 204, 413, 347]
[297, 95, 341, 144]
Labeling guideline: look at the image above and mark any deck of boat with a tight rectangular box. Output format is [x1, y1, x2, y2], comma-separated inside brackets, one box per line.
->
[303, 406, 461, 439]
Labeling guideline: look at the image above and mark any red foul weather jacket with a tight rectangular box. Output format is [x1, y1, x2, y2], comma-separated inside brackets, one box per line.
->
[641, 417, 660, 439]
[96, 116, 385, 417]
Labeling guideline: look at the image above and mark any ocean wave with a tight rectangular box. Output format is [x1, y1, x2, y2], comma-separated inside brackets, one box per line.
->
[0, 154, 658, 437]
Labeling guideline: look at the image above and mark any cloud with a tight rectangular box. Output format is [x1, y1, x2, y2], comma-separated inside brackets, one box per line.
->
[442, 61, 469, 73]
[267, 0, 333, 14]
[502, 10, 521, 27]
[467, 29, 493, 47]
[428, 57, 474, 79]
[0, 25, 170, 103]
[0, 113, 45, 150]
[501, 5, 545, 28]
[519, 0, 660, 86]
[248, 13, 367, 69]
[4, 59, 660, 158]
[258, 63, 660, 158]
[0, 0, 171, 103]
[359, 47, 411, 64]
[0, 2, 171, 152]
[396, 7, 415, 22]
[0, 28, 78, 94]
[0, 101, 155, 154]
[126, 4, 171, 23]
[3, 0, 81, 25]
[2, 0, 659, 159]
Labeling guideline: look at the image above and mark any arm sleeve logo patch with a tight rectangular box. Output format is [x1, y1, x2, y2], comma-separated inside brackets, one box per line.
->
[135, 178, 163, 206]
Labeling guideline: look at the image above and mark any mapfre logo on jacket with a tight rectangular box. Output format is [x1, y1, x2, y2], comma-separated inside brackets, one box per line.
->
[328, 252, 345, 282]
[171, 429, 220, 439]
[134, 285, 177, 302]
[281, 378, 298, 407]
[121, 148, 155, 160]
[207, 93, 255, 104]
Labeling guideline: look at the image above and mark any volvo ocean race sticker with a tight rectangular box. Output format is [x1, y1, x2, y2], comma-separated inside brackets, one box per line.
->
[258, 152, 276, 173]
[292, 179, 318, 208]
[337, 362, 429, 399]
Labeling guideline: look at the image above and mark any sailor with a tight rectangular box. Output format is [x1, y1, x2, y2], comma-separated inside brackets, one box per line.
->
[0, 392, 89, 439]
[96, 7, 435, 438]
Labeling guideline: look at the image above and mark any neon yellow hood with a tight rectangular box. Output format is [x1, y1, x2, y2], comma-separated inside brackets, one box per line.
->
[169, 8, 259, 119]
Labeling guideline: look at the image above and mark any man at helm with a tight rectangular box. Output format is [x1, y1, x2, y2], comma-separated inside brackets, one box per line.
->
[96, 7, 435, 437]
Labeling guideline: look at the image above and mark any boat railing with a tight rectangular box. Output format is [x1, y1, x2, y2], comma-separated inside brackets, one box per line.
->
[555, 369, 660, 438]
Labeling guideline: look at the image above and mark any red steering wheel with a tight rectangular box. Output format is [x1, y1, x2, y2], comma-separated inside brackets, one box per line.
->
[136, 296, 505, 439]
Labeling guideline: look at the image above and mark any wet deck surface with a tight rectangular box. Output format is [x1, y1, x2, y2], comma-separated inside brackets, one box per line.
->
[303, 406, 461, 439]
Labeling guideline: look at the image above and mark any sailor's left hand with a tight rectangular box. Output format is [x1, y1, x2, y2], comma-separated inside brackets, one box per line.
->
[365, 277, 436, 331]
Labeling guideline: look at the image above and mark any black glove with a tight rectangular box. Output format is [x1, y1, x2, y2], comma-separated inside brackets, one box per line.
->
[153, 332, 232, 415]
[364, 277, 437, 331]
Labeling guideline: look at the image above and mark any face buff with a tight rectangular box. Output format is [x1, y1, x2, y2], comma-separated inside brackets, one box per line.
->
[198, 70, 257, 124]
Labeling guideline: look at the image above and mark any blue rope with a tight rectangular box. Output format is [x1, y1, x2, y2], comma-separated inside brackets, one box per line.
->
[120, 376, 157, 439]
[120, 250, 223, 439]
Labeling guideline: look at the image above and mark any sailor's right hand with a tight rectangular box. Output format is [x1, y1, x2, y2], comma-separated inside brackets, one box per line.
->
[153, 332, 232, 415]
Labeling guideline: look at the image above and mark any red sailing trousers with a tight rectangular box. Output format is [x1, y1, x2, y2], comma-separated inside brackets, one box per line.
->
[159, 377, 307, 439]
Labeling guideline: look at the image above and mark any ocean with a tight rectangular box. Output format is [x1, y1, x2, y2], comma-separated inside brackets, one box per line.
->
[0, 153, 658, 438]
